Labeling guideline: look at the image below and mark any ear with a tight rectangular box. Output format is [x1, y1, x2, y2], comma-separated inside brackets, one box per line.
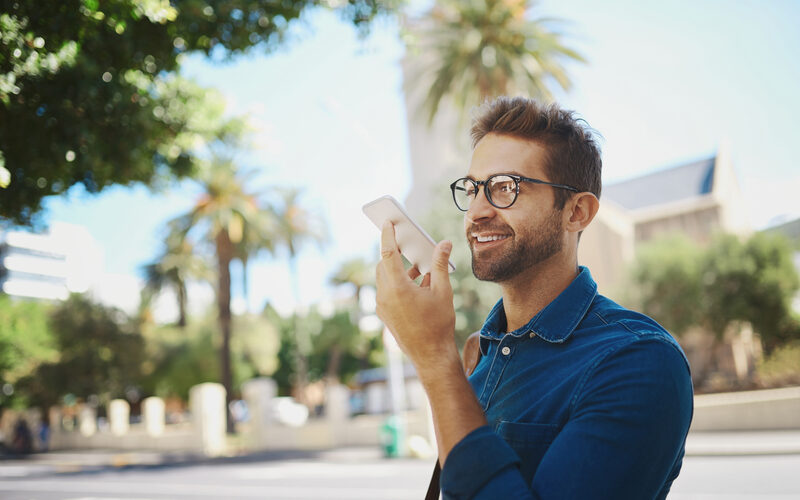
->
[564, 192, 599, 233]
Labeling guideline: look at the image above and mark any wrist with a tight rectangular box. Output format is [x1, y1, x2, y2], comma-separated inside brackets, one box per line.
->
[413, 347, 464, 385]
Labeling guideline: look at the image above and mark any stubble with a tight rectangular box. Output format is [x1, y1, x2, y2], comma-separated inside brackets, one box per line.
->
[469, 209, 564, 283]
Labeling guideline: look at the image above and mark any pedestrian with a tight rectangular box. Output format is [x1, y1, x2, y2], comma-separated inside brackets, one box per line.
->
[11, 418, 33, 455]
[375, 96, 693, 499]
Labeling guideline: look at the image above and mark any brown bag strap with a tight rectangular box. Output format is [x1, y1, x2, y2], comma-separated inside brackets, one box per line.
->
[424, 331, 483, 500]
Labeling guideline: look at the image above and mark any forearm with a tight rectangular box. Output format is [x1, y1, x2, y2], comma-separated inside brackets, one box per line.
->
[416, 351, 487, 465]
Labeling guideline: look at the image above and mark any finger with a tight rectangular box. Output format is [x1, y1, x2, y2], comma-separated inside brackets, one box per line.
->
[430, 240, 454, 294]
[379, 220, 406, 275]
[420, 273, 431, 288]
[407, 265, 421, 281]
[380, 220, 398, 258]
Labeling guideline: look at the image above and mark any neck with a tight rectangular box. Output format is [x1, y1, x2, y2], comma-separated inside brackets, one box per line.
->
[499, 253, 579, 333]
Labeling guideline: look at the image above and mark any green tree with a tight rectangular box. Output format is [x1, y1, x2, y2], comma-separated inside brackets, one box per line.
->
[312, 310, 380, 384]
[168, 157, 277, 430]
[631, 232, 800, 385]
[330, 257, 374, 313]
[272, 188, 326, 401]
[0, 0, 400, 222]
[267, 304, 382, 393]
[329, 257, 375, 381]
[18, 294, 145, 410]
[141, 233, 212, 327]
[702, 233, 800, 353]
[140, 310, 280, 401]
[0, 296, 58, 407]
[406, 0, 585, 124]
[629, 234, 705, 336]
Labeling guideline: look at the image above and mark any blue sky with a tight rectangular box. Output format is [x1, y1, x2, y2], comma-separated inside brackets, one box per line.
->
[43, 0, 800, 317]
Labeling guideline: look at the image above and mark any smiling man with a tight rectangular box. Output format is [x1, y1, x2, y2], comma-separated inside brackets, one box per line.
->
[375, 97, 693, 499]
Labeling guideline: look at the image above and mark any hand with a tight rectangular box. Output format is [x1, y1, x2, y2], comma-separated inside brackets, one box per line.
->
[375, 221, 458, 371]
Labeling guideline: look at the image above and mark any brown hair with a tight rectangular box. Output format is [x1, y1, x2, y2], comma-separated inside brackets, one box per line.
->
[471, 96, 602, 209]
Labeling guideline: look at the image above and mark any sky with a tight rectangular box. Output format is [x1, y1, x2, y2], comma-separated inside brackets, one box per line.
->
[42, 0, 800, 318]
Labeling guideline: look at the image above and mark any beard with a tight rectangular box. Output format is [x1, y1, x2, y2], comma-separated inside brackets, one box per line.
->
[469, 209, 564, 282]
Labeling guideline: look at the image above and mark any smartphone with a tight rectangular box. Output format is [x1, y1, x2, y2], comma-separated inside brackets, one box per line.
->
[362, 195, 455, 275]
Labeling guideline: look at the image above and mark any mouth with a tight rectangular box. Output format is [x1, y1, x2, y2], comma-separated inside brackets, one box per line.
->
[473, 233, 510, 243]
[471, 232, 511, 249]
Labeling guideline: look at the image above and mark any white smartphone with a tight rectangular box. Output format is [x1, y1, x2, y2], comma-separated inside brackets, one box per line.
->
[362, 195, 455, 275]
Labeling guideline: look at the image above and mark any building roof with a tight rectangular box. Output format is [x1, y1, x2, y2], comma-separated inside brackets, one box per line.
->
[603, 156, 716, 211]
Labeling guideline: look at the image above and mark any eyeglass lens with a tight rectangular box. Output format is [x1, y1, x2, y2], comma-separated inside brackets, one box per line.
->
[453, 175, 517, 210]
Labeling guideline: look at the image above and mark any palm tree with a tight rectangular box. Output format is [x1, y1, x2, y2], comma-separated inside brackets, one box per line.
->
[330, 257, 374, 311]
[141, 234, 211, 327]
[328, 257, 375, 382]
[407, 0, 586, 124]
[272, 188, 326, 402]
[169, 157, 276, 431]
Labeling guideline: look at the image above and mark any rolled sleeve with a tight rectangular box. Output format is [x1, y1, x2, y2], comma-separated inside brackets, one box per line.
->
[441, 425, 527, 499]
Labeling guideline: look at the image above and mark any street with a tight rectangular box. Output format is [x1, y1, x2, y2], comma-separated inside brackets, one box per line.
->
[1, 446, 799, 500]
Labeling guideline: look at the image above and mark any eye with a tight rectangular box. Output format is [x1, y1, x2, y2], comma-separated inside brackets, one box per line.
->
[461, 180, 477, 196]
[491, 178, 515, 193]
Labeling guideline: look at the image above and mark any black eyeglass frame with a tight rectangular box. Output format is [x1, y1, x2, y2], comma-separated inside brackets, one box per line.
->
[449, 174, 579, 212]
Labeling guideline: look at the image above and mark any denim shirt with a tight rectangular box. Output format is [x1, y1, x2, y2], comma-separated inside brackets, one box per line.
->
[440, 267, 693, 500]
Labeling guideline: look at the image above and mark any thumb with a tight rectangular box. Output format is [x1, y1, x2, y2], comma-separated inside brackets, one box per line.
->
[430, 240, 453, 293]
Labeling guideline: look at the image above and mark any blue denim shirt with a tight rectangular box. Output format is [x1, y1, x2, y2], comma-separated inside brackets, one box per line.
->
[440, 267, 693, 499]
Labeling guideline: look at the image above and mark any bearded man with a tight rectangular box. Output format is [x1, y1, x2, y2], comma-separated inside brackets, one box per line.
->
[375, 96, 693, 499]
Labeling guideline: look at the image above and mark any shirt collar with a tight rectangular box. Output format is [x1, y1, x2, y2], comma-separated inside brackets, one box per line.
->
[480, 266, 598, 346]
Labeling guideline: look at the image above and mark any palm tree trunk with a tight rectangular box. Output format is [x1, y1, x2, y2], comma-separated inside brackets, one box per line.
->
[177, 280, 187, 328]
[289, 254, 311, 406]
[216, 230, 235, 434]
[325, 345, 343, 384]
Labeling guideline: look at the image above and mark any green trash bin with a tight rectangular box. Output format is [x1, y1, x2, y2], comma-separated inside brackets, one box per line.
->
[380, 415, 404, 458]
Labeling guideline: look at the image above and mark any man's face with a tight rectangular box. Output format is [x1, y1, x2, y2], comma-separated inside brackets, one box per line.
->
[464, 133, 565, 283]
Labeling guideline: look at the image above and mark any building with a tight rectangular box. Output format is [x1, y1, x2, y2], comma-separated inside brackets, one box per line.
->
[579, 145, 751, 293]
[0, 222, 103, 301]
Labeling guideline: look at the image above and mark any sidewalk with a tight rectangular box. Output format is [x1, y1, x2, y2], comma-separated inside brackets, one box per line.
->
[2, 430, 799, 476]
[684, 429, 800, 456]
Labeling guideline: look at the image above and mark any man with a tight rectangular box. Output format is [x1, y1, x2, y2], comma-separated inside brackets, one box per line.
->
[375, 96, 693, 499]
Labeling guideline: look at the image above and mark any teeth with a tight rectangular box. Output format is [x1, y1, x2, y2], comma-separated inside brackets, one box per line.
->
[475, 234, 508, 243]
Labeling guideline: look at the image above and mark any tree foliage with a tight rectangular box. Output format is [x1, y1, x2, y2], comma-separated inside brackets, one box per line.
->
[0, 296, 58, 407]
[405, 0, 585, 124]
[139, 311, 280, 401]
[17, 294, 145, 409]
[141, 233, 212, 327]
[631, 232, 800, 353]
[267, 304, 382, 395]
[0, 0, 401, 223]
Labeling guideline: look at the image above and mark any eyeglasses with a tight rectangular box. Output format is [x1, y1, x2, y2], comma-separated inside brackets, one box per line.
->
[450, 174, 579, 211]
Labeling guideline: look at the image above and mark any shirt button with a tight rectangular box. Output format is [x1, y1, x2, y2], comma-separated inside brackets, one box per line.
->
[501, 346, 511, 356]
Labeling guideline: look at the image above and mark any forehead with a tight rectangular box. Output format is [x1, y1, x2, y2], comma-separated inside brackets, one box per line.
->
[468, 133, 549, 179]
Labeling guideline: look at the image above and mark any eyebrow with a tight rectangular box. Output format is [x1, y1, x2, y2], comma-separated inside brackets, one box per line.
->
[466, 171, 528, 180]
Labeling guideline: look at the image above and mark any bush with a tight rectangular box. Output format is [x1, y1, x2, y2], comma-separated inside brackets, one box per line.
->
[756, 341, 800, 388]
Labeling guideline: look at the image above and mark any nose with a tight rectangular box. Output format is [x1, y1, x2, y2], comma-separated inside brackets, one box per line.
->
[465, 185, 496, 224]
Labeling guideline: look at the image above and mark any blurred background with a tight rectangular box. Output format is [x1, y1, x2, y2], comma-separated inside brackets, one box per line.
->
[1, 0, 799, 497]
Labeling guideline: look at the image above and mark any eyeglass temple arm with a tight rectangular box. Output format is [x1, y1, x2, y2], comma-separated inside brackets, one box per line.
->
[517, 175, 579, 192]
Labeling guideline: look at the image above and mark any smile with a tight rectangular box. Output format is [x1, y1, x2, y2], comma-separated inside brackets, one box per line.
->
[473, 234, 510, 243]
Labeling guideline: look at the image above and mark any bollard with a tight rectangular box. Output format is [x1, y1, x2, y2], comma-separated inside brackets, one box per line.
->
[189, 382, 226, 456]
[142, 397, 166, 437]
[108, 399, 130, 436]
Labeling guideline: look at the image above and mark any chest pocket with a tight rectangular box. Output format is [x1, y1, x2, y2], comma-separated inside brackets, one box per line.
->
[496, 421, 560, 484]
